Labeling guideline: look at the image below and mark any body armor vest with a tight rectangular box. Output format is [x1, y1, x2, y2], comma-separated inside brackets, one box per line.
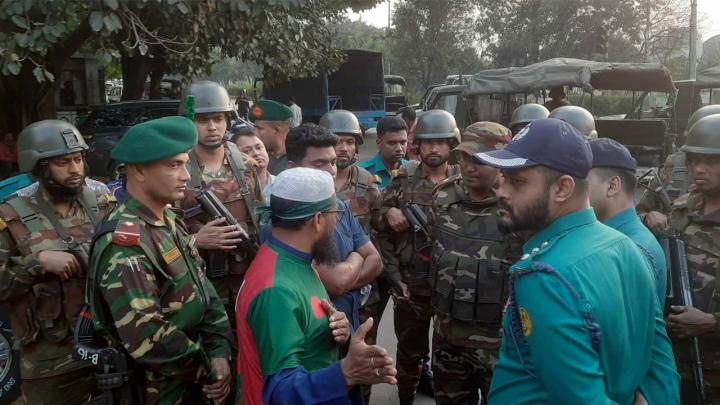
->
[430, 178, 511, 323]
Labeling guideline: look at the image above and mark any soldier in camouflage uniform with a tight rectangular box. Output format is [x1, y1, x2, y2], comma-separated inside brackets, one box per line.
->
[320, 109, 384, 402]
[429, 122, 519, 405]
[665, 113, 720, 403]
[0, 120, 115, 404]
[87, 116, 232, 404]
[176, 81, 262, 331]
[641, 105, 720, 234]
[375, 109, 461, 404]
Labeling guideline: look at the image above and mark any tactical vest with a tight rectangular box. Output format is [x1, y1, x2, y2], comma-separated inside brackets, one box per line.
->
[398, 161, 460, 293]
[430, 178, 511, 323]
[337, 166, 377, 234]
[185, 142, 260, 282]
[0, 187, 99, 345]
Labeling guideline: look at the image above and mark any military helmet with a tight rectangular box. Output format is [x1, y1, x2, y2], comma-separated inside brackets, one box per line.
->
[509, 104, 550, 129]
[413, 109, 461, 146]
[178, 80, 238, 120]
[682, 114, 720, 155]
[18, 120, 88, 173]
[549, 106, 597, 140]
[686, 105, 720, 133]
[319, 109, 363, 145]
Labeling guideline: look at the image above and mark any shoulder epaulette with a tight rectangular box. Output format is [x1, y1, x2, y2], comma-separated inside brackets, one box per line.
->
[111, 214, 141, 247]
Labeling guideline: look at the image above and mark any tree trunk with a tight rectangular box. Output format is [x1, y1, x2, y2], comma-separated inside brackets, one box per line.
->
[120, 51, 151, 101]
[148, 70, 164, 99]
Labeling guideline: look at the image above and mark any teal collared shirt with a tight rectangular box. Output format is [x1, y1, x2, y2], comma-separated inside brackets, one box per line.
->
[489, 209, 679, 405]
[357, 153, 407, 189]
[605, 207, 668, 306]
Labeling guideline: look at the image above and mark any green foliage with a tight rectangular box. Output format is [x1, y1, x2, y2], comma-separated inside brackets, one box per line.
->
[390, 0, 484, 91]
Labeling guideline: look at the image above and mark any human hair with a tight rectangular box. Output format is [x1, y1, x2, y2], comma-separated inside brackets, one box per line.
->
[229, 125, 255, 143]
[376, 116, 407, 138]
[398, 106, 416, 122]
[541, 166, 588, 197]
[285, 123, 338, 163]
[592, 167, 637, 197]
[270, 195, 314, 230]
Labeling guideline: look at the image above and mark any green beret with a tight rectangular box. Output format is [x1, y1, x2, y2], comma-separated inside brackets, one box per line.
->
[250, 99, 293, 122]
[111, 116, 198, 164]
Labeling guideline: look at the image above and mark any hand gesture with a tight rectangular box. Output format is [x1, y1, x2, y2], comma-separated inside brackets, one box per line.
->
[341, 318, 397, 387]
[194, 218, 247, 250]
[322, 299, 350, 345]
[667, 305, 717, 338]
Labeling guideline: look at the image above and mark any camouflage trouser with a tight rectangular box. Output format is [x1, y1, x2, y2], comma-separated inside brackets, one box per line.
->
[394, 293, 433, 400]
[359, 277, 393, 402]
[14, 367, 96, 405]
[432, 317, 499, 405]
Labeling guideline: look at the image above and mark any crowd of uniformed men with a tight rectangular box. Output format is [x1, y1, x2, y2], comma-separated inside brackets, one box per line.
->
[2, 78, 720, 405]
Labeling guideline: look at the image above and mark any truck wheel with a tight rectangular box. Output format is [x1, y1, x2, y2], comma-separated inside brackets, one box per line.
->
[0, 306, 21, 404]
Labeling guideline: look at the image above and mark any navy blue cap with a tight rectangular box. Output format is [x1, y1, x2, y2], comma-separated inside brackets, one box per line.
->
[474, 118, 593, 178]
[589, 138, 636, 172]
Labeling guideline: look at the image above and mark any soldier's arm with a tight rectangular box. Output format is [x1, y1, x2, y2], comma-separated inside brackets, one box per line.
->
[97, 245, 210, 382]
[198, 274, 232, 360]
[373, 176, 404, 232]
[0, 228, 37, 301]
[372, 178, 403, 285]
[514, 270, 616, 404]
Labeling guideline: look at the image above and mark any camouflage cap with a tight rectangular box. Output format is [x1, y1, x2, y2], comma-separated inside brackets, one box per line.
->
[250, 99, 293, 122]
[456, 121, 512, 154]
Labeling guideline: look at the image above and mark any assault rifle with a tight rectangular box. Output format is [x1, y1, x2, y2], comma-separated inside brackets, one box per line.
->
[401, 203, 433, 280]
[661, 234, 708, 404]
[74, 306, 144, 405]
[195, 189, 257, 278]
[638, 168, 672, 213]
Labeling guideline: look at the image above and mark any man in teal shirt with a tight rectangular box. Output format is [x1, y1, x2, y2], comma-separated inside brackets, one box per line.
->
[474, 119, 679, 404]
[357, 116, 408, 189]
[587, 138, 668, 305]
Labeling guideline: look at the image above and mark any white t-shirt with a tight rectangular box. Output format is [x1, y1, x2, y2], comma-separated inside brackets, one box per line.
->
[290, 104, 302, 128]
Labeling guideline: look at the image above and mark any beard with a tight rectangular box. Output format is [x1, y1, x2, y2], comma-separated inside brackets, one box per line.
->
[312, 231, 340, 266]
[199, 138, 224, 149]
[497, 189, 551, 234]
[38, 171, 83, 203]
[421, 153, 448, 168]
[336, 155, 355, 170]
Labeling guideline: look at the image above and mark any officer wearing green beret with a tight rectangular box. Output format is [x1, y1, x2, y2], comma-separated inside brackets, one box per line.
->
[86, 116, 232, 404]
[0, 120, 115, 404]
[250, 99, 293, 175]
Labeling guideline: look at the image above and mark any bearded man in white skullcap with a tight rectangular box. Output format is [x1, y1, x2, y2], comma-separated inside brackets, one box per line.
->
[234, 168, 397, 405]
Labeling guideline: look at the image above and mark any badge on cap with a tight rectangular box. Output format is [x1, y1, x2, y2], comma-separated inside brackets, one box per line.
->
[251, 105, 263, 119]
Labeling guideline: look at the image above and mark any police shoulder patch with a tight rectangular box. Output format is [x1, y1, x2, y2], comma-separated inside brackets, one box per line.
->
[519, 306, 532, 337]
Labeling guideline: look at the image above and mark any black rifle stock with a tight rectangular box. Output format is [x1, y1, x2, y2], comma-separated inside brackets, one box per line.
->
[662, 235, 708, 404]
[195, 190, 257, 278]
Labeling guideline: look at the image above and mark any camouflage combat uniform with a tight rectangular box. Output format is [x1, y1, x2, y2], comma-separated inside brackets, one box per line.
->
[336, 165, 383, 402]
[375, 160, 459, 401]
[428, 177, 520, 405]
[87, 195, 231, 404]
[0, 182, 114, 404]
[178, 144, 262, 315]
[669, 191, 720, 402]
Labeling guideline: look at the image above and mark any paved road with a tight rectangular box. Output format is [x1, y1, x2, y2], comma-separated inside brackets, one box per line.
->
[357, 130, 435, 405]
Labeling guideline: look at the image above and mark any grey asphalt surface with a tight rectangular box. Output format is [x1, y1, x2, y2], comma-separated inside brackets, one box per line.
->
[357, 131, 435, 405]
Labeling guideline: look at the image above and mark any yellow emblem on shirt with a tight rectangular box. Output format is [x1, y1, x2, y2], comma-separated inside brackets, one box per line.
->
[162, 246, 181, 264]
[0, 217, 6, 231]
[519, 306, 532, 337]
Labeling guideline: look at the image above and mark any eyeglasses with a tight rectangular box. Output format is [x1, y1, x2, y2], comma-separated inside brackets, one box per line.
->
[320, 206, 345, 221]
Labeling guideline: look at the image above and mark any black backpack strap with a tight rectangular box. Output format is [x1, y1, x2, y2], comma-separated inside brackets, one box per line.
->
[187, 149, 203, 190]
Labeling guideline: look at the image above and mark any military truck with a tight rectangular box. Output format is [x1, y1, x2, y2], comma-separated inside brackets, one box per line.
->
[673, 65, 720, 136]
[256, 49, 386, 129]
[439, 58, 678, 168]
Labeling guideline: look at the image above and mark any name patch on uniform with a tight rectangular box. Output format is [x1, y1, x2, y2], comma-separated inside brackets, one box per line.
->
[519, 306, 532, 337]
[162, 246, 181, 264]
